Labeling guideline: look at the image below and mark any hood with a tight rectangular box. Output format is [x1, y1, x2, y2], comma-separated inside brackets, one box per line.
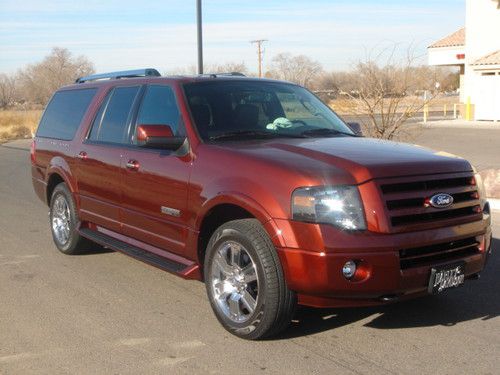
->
[217, 137, 472, 184]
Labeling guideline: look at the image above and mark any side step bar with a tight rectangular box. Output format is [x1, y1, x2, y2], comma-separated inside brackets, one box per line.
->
[79, 228, 199, 278]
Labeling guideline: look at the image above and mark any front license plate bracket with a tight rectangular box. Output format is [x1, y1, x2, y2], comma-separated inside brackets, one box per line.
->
[428, 262, 465, 294]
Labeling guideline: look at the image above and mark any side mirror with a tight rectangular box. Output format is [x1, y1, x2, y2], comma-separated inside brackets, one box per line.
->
[136, 124, 186, 150]
[347, 122, 363, 136]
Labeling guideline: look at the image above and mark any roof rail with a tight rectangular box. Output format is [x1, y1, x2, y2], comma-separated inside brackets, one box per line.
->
[200, 72, 246, 78]
[76, 68, 161, 83]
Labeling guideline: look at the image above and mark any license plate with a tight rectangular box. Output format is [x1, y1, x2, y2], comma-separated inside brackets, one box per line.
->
[428, 263, 465, 294]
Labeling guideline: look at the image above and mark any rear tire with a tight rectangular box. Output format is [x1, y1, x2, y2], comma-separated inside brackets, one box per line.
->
[204, 219, 296, 340]
[49, 182, 92, 255]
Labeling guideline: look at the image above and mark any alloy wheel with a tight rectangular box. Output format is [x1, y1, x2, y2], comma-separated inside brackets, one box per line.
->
[51, 194, 71, 245]
[210, 240, 259, 323]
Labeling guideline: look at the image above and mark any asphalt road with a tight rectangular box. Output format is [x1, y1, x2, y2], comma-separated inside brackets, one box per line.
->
[412, 124, 500, 172]
[0, 140, 499, 375]
[342, 118, 500, 171]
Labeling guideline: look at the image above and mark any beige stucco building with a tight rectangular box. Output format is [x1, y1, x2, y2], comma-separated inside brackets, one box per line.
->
[428, 0, 500, 121]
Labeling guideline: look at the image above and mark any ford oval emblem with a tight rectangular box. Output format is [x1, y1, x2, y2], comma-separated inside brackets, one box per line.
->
[428, 193, 454, 209]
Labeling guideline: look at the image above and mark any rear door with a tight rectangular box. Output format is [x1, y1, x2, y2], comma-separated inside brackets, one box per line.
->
[120, 84, 192, 255]
[76, 85, 141, 232]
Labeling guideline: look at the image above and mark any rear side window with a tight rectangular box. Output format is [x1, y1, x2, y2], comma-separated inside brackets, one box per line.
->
[37, 88, 97, 140]
[136, 85, 180, 133]
[89, 86, 140, 143]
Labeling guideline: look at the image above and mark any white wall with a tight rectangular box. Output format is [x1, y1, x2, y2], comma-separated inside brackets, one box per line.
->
[473, 73, 500, 121]
[465, 0, 500, 62]
[464, 0, 500, 115]
[428, 46, 465, 66]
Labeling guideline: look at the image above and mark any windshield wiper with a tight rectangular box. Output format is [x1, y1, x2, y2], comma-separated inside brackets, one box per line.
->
[300, 128, 356, 138]
[209, 130, 304, 141]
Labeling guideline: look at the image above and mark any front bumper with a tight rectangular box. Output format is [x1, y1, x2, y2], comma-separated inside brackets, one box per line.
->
[274, 216, 492, 308]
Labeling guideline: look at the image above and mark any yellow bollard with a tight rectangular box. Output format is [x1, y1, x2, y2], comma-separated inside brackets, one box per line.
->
[423, 104, 428, 123]
[453, 103, 457, 119]
[466, 96, 471, 121]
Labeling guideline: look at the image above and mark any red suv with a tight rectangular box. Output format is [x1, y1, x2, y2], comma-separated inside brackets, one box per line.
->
[31, 68, 492, 339]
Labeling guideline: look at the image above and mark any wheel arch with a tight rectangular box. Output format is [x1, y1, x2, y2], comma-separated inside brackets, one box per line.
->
[46, 173, 65, 204]
[45, 166, 77, 207]
[195, 193, 287, 270]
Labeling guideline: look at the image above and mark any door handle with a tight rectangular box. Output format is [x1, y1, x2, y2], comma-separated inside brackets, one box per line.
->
[126, 160, 140, 171]
[76, 151, 88, 160]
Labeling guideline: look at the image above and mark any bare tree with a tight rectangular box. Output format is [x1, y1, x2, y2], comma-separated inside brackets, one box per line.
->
[168, 62, 248, 76]
[340, 46, 440, 140]
[267, 53, 323, 88]
[435, 67, 459, 92]
[205, 62, 248, 75]
[17, 47, 94, 105]
[0, 74, 18, 108]
[316, 71, 355, 92]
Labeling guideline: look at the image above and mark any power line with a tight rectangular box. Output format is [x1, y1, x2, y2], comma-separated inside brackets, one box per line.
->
[250, 39, 268, 78]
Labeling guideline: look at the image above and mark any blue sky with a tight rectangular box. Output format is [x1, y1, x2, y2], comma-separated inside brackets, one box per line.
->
[0, 0, 465, 74]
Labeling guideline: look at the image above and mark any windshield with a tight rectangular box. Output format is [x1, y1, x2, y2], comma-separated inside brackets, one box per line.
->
[183, 80, 354, 141]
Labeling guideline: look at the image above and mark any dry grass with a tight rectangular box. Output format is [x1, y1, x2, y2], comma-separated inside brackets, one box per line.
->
[0, 110, 42, 140]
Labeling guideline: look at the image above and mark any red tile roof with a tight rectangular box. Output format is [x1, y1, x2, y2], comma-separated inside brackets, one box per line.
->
[472, 49, 500, 65]
[428, 28, 465, 48]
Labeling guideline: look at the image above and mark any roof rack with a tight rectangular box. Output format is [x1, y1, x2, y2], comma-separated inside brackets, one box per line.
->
[200, 72, 246, 78]
[76, 68, 161, 83]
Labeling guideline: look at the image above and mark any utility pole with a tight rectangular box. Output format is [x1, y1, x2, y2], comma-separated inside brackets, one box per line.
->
[251, 39, 267, 78]
[196, 0, 203, 74]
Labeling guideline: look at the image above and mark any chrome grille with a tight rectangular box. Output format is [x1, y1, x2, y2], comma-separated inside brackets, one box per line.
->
[380, 174, 482, 230]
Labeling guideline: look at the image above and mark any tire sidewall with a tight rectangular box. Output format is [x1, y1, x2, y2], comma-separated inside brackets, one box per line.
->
[204, 225, 275, 338]
[50, 183, 79, 254]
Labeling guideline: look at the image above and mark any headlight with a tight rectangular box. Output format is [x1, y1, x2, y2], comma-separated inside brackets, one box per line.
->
[292, 186, 366, 230]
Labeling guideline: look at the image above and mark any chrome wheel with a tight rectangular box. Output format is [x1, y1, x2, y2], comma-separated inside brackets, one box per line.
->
[210, 241, 259, 323]
[51, 195, 71, 245]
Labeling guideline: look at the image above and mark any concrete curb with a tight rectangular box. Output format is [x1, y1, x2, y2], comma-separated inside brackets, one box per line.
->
[421, 120, 500, 129]
[489, 198, 500, 212]
[0, 138, 31, 151]
[478, 169, 500, 200]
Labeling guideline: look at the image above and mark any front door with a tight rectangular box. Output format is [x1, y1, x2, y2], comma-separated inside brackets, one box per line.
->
[121, 84, 192, 255]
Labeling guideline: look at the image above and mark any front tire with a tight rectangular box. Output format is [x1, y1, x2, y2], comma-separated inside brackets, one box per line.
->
[49, 182, 91, 255]
[204, 219, 296, 340]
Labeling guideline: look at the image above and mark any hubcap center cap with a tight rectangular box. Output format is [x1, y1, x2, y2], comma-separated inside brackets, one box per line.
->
[226, 270, 246, 290]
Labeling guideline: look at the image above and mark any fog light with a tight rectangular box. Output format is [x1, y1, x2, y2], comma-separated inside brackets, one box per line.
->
[342, 261, 357, 279]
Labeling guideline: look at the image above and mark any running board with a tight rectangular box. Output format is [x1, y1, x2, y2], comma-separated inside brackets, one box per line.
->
[79, 228, 200, 278]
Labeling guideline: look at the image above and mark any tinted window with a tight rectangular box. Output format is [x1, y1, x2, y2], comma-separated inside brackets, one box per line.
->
[183, 81, 352, 141]
[136, 85, 180, 133]
[89, 86, 140, 143]
[37, 88, 97, 140]
[88, 92, 109, 141]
